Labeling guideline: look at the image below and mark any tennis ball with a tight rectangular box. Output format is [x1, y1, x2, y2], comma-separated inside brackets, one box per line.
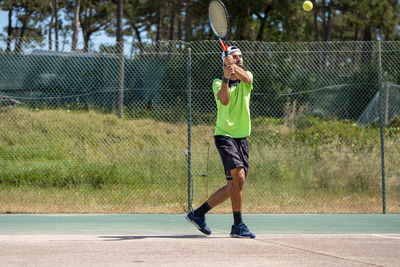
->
[303, 1, 313, 12]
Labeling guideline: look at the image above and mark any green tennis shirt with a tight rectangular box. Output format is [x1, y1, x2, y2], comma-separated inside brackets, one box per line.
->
[213, 73, 253, 138]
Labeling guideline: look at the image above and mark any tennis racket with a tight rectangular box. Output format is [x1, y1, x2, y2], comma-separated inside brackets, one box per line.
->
[208, 0, 230, 56]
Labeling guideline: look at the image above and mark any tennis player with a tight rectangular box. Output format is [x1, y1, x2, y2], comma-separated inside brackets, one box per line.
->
[186, 46, 255, 238]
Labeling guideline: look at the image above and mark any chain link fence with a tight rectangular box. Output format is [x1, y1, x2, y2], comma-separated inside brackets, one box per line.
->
[0, 40, 399, 213]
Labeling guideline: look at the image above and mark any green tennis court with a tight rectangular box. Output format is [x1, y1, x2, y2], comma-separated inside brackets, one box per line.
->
[1, 214, 399, 266]
[1, 214, 399, 235]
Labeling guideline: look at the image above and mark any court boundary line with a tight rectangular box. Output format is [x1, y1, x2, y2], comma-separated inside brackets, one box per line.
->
[372, 234, 400, 240]
[254, 238, 383, 267]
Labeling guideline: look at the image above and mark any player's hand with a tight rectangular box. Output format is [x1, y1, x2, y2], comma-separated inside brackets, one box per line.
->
[224, 65, 234, 78]
[224, 55, 235, 66]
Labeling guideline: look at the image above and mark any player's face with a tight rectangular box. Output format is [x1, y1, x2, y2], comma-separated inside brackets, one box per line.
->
[230, 51, 243, 67]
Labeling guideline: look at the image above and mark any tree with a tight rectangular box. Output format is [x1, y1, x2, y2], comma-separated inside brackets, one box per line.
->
[183, 0, 193, 41]
[254, 4, 273, 41]
[321, 0, 334, 41]
[116, 0, 123, 44]
[0, 0, 50, 53]
[48, 0, 60, 51]
[0, 0, 15, 52]
[314, 0, 400, 42]
[123, 0, 147, 44]
[13, 0, 47, 52]
[79, 0, 113, 52]
[54, 0, 59, 50]
[1, 0, 400, 51]
[71, 0, 81, 51]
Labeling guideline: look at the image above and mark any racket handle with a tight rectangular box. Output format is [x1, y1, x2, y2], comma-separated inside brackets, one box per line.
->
[219, 39, 228, 56]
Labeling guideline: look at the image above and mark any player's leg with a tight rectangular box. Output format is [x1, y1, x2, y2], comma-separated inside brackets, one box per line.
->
[207, 180, 232, 208]
[229, 167, 255, 239]
[230, 167, 245, 213]
[185, 180, 232, 235]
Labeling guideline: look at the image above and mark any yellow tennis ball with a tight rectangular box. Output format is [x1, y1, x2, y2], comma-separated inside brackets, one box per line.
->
[303, 1, 313, 12]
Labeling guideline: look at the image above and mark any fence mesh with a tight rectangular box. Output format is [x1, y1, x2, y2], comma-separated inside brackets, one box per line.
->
[0, 40, 399, 213]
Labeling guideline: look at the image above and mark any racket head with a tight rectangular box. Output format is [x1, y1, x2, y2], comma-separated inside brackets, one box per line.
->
[208, 0, 229, 40]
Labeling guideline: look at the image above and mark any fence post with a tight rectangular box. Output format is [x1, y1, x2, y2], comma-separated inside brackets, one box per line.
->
[118, 41, 125, 119]
[187, 46, 193, 212]
[378, 41, 386, 214]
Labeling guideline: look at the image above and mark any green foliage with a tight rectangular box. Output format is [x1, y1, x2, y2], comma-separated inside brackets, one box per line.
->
[1, 0, 400, 53]
[0, 160, 115, 188]
[387, 115, 400, 128]
[0, 108, 189, 189]
[1, 107, 399, 212]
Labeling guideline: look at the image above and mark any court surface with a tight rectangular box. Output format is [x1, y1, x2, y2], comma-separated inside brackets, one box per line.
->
[1, 214, 399, 266]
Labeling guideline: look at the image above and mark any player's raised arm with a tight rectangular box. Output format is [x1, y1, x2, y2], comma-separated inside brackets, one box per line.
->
[223, 53, 253, 84]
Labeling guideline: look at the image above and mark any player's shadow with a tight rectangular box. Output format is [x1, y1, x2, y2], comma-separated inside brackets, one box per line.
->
[99, 235, 208, 241]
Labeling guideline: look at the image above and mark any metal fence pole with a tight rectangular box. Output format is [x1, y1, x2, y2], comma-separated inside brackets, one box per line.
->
[378, 41, 386, 214]
[118, 41, 125, 119]
[187, 47, 193, 212]
[380, 121, 387, 214]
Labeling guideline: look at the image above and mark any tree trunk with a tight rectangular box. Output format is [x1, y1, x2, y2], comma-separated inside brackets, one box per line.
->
[362, 27, 372, 63]
[184, 1, 192, 41]
[363, 27, 372, 41]
[314, 5, 319, 41]
[6, 8, 13, 52]
[295, 14, 303, 41]
[326, 1, 333, 41]
[54, 0, 59, 51]
[169, 2, 175, 40]
[131, 23, 142, 44]
[49, 0, 54, 50]
[83, 32, 90, 52]
[72, 0, 81, 51]
[322, 0, 333, 41]
[237, 0, 251, 40]
[15, 8, 30, 53]
[155, 7, 163, 41]
[384, 28, 390, 41]
[354, 25, 359, 40]
[256, 6, 272, 41]
[321, 0, 326, 40]
[81, 7, 92, 52]
[177, 13, 182, 40]
[116, 0, 123, 43]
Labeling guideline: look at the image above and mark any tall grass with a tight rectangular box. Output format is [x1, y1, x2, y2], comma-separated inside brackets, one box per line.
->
[0, 107, 399, 213]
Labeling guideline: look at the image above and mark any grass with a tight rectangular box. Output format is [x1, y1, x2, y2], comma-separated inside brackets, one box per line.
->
[0, 107, 399, 213]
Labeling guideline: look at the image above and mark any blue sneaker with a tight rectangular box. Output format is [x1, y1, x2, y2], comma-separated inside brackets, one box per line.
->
[230, 223, 255, 238]
[185, 210, 211, 235]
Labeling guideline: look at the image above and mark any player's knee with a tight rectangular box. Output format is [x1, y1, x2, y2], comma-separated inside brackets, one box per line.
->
[231, 169, 245, 187]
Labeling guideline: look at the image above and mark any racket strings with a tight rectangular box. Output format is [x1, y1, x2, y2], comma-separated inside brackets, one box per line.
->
[209, 2, 228, 38]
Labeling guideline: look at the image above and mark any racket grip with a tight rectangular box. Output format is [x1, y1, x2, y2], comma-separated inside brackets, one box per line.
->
[219, 39, 228, 56]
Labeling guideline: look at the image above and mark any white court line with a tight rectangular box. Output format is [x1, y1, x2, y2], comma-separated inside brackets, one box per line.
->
[372, 234, 400, 240]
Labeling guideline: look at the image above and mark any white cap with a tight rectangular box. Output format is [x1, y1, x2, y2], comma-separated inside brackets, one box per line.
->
[222, 46, 241, 62]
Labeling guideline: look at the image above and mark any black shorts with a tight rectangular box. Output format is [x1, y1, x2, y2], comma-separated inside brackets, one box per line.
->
[214, 135, 249, 180]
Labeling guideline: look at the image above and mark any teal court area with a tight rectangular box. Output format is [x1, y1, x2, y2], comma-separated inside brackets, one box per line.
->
[0, 214, 399, 235]
[1, 214, 399, 266]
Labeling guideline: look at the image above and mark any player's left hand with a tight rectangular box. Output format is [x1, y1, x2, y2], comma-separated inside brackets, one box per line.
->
[224, 55, 235, 66]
